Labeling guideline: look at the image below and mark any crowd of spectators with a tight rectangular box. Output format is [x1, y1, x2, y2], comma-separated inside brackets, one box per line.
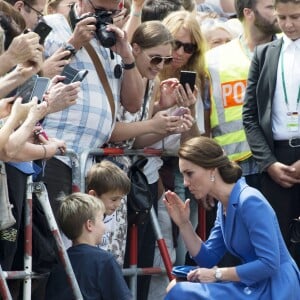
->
[0, 0, 299, 299]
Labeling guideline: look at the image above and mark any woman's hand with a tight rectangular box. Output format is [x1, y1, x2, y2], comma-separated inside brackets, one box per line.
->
[38, 135, 67, 157]
[159, 78, 198, 110]
[164, 190, 191, 227]
[9, 97, 34, 124]
[172, 109, 195, 134]
[176, 83, 198, 108]
[187, 267, 216, 283]
[159, 78, 180, 110]
[0, 97, 15, 118]
[150, 110, 184, 135]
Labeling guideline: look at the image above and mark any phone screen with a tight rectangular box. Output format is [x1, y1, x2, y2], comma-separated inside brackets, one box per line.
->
[180, 71, 196, 92]
[15, 75, 38, 103]
[61, 65, 88, 84]
[61, 64, 79, 84]
[32, 77, 50, 103]
[71, 69, 88, 83]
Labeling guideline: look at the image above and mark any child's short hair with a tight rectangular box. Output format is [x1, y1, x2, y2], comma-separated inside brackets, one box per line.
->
[86, 160, 131, 196]
[58, 193, 105, 241]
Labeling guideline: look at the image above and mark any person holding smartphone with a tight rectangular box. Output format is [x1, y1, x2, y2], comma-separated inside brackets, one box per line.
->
[108, 20, 196, 300]
[153, 11, 209, 274]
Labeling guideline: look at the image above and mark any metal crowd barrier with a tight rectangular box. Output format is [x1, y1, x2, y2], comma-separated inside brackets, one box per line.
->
[78, 147, 177, 300]
[0, 147, 206, 300]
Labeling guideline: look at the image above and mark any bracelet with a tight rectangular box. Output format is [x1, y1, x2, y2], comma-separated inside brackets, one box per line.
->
[121, 61, 136, 70]
[131, 10, 142, 17]
[41, 144, 47, 160]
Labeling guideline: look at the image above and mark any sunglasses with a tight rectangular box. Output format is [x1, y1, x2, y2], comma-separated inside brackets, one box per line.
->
[174, 40, 197, 54]
[146, 54, 173, 66]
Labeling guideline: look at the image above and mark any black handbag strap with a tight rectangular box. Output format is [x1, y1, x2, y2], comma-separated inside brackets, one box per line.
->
[139, 79, 149, 121]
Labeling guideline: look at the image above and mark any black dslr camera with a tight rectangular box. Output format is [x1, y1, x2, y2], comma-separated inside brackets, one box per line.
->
[79, 10, 116, 48]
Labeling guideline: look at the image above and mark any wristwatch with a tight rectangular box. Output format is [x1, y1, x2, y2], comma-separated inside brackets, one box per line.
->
[214, 268, 223, 282]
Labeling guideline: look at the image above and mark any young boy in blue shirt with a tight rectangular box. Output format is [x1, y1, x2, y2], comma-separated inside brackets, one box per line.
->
[45, 192, 132, 300]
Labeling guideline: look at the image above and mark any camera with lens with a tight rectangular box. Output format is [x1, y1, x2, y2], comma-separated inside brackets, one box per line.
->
[79, 10, 116, 48]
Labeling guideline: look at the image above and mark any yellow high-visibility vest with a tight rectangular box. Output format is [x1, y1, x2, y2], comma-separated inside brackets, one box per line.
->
[207, 38, 252, 162]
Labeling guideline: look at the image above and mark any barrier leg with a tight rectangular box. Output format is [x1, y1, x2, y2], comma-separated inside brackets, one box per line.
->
[33, 182, 83, 300]
[149, 207, 174, 281]
[0, 264, 12, 300]
[23, 178, 33, 300]
[128, 224, 138, 300]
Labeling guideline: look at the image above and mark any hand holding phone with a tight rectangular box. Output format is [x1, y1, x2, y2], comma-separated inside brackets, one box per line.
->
[180, 71, 196, 93]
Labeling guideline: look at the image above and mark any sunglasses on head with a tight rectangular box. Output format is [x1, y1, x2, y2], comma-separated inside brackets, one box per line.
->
[174, 40, 197, 54]
[148, 55, 173, 65]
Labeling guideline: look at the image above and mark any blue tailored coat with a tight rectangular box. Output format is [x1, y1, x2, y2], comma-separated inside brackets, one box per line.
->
[165, 178, 300, 300]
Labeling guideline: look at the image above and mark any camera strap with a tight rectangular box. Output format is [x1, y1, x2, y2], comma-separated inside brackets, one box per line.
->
[83, 43, 115, 123]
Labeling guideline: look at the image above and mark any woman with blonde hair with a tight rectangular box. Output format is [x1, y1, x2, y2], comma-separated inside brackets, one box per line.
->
[158, 9, 210, 268]
[160, 10, 208, 114]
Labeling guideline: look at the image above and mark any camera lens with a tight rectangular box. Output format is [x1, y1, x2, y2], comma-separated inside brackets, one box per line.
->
[97, 25, 116, 48]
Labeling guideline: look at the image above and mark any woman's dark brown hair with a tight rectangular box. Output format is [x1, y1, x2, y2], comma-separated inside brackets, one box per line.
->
[178, 136, 242, 184]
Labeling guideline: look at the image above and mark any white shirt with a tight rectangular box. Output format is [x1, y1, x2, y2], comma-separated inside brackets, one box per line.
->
[272, 35, 300, 140]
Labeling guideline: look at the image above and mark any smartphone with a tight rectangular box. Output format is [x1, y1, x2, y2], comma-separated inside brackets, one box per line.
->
[33, 21, 52, 45]
[172, 106, 189, 116]
[180, 71, 196, 92]
[15, 75, 38, 103]
[61, 65, 88, 84]
[31, 77, 50, 103]
[71, 69, 88, 83]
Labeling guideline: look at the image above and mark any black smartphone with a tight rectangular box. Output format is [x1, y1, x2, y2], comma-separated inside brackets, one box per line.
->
[71, 69, 88, 83]
[33, 21, 52, 44]
[31, 77, 50, 103]
[61, 64, 79, 84]
[15, 75, 38, 103]
[180, 71, 196, 92]
[61, 65, 88, 84]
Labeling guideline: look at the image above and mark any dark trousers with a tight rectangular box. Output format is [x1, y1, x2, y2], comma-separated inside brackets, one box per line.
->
[42, 157, 72, 218]
[261, 144, 300, 267]
[0, 165, 28, 271]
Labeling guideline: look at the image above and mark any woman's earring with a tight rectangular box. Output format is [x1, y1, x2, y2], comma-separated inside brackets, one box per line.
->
[210, 175, 215, 182]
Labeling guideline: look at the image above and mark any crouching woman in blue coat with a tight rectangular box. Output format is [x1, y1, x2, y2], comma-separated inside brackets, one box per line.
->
[164, 136, 300, 300]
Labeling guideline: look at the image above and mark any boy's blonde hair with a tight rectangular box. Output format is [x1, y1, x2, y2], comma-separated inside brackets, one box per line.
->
[86, 160, 131, 196]
[58, 193, 105, 241]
